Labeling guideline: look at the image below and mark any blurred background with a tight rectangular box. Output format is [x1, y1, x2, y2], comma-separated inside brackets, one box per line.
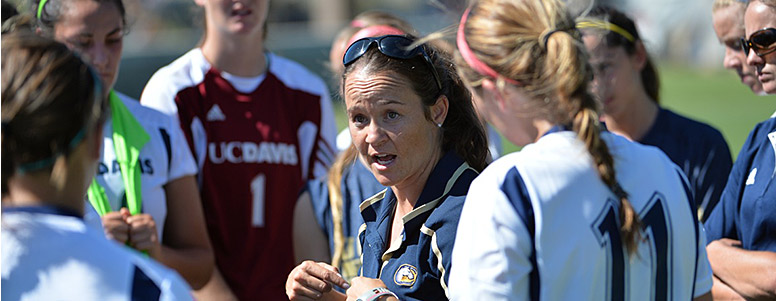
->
[6, 0, 774, 157]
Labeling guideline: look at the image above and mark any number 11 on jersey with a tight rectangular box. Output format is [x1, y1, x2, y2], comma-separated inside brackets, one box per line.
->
[251, 174, 266, 227]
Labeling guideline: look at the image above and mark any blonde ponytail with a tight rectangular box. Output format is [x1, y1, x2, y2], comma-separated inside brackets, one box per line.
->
[326, 145, 358, 268]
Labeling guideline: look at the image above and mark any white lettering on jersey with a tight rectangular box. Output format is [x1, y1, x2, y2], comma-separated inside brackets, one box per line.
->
[208, 142, 298, 165]
[206, 104, 226, 122]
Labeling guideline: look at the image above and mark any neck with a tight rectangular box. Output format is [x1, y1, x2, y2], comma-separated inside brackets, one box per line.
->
[5, 173, 85, 217]
[603, 91, 659, 141]
[200, 32, 267, 77]
[533, 119, 557, 142]
[391, 148, 444, 218]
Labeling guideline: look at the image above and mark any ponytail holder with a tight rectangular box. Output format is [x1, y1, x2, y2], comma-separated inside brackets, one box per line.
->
[541, 26, 577, 50]
[36, 0, 48, 19]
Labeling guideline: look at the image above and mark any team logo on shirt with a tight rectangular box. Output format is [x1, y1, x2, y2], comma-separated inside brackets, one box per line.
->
[393, 264, 417, 287]
[206, 104, 226, 121]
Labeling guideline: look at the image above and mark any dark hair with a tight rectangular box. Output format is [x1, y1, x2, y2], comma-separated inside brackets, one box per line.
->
[2, 0, 18, 24]
[342, 37, 489, 172]
[587, 5, 660, 103]
[32, 0, 127, 36]
[2, 32, 107, 195]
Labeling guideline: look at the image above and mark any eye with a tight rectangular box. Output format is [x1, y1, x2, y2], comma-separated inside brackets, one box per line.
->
[386, 111, 400, 120]
[69, 37, 92, 49]
[351, 114, 367, 126]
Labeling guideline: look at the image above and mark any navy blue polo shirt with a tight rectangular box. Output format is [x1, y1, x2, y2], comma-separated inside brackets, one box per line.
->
[640, 108, 733, 221]
[358, 151, 478, 300]
[705, 117, 776, 251]
[305, 160, 385, 282]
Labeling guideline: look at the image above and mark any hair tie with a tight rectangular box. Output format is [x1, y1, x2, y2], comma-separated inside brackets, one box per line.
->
[347, 25, 406, 46]
[457, 6, 522, 86]
[576, 19, 635, 42]
[36, 0, 48, 19]
[541, 28, 564, 50]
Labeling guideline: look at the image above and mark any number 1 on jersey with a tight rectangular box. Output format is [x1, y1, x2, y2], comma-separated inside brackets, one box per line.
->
[251, 174, 266, 227]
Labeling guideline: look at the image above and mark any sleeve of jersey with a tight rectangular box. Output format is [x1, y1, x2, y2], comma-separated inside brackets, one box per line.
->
[449, 174, 532, 300]
[693, 224, 713, 298]
[312, 91, 338, 180]
[696, 130, 733, 222]
[129, 253, 193, 301]
[166, 116, 198, 180]
[703, 124, 761, 242]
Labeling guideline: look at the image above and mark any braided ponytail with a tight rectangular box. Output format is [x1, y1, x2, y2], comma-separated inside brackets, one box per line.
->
[325, 146, 358, 268]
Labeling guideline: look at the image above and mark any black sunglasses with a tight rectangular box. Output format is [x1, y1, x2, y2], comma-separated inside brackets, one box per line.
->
[741, 28, 776, 57]
[343, 35, 443, 91]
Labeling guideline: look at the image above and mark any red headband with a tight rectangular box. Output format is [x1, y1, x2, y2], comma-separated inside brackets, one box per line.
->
[457, 7, 521, 86]
[347, 25, 407, 46]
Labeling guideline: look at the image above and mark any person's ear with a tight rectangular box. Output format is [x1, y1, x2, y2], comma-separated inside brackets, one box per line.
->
[193, 0, 206, 7]
[431, 94, 449, 126]
[481, 78, 508, 111]
[632, 41, 648, 71]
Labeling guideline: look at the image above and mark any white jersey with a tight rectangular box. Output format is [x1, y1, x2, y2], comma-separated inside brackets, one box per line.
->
[84, 92, 197, 239]
[2, 208, 193, 300]
[450, 131, 712, 300]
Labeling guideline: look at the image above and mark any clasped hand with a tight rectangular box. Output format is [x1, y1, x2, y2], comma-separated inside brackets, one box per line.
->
[101, 207, 161, 257]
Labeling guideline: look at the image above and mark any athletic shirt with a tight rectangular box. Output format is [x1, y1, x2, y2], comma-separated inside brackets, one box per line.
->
[84, 92, 197, 239]
[450, 131, 712, 300]
[305, 160, 384, 282]
[358, 151, 478, 300]
[2, 207, 192, 300]
[140, 49, 337, 300]
[705, 117, 776, 252]
[638, 108, 733, 221]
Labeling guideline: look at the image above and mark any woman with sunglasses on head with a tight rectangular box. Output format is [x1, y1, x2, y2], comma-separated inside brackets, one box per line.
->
[141, 1, 338, 300]
[578, 6, 732, 223]
[704, 0, 776, 299]
[286, 34, 488, 301]
[2, 32, 192, 300]
[31, 0, 214, 290]
[449, 0, 712, 299]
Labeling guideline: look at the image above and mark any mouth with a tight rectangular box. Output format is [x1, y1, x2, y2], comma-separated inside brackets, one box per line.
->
[232, 7, 252, 17]
[371, 153, 396, 169]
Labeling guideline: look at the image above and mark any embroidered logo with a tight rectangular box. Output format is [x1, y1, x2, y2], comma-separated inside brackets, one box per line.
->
[206, 104, 226, 121]
[746, 168, 757, 186]
[393, 264, 418, 287]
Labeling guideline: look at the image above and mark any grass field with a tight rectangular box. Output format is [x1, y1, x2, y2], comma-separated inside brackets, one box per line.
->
[332, 65, 774, 160]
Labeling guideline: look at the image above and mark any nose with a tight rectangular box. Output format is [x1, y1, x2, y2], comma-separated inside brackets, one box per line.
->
[86, 43, 109, 70]
[723, 48, 742, 70]
[747, 49, 765, 67]
[364, 120, 387, 146]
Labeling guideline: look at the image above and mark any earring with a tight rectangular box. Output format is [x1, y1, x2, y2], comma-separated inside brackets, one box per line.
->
[437, 122, 443, 128]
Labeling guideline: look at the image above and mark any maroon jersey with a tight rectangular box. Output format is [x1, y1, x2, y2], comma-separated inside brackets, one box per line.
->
[141, 49, 337, 300]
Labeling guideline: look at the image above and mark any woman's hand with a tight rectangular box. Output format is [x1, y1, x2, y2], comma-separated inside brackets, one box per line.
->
[126, 213, 161, 258]
[101, 207, 131, 243]
[346, 277, 394, 301]
[286, 261, 350, 300]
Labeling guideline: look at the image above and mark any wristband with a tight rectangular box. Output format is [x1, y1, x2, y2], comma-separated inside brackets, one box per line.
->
[356, 287, 398, 301]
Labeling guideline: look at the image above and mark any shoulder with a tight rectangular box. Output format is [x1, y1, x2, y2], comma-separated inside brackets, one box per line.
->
[267, 53, 329, 97]
[115, 91, 176, 127]
[745, 117, 776, 147]
[661, 109, 728, 144]
[143, 49, 209, 101]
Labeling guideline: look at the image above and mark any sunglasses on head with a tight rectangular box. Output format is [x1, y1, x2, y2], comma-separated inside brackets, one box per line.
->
[343, 35, 443, 91]
[741, 28, 776, 56]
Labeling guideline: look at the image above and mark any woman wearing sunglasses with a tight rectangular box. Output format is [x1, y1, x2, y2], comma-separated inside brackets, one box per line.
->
[712, 0, 766, 95]
[286, 34, 488, 301]
[704, 0, 776, 299]
[449, 0, 712, 299]
[578, 6, 732, 223]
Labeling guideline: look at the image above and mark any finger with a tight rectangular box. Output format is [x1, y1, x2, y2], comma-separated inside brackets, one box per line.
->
[287, 281, 324, 301]
[119, 207, 131, 219]
[318, 263, 349, 289]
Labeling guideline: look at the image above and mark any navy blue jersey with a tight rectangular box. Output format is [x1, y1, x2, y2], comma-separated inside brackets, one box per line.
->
[358, 151, 477, 300]
[305, 160, 384, 281]
[639, 108, 733, 221]
[704, 117, 776, 251]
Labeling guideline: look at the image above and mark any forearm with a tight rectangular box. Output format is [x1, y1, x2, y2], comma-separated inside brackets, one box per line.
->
[707, 241, 776, 299]
[156, 245, 214, 290]
[194, 268, 237, 301]
[712, 275, 745, 300]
